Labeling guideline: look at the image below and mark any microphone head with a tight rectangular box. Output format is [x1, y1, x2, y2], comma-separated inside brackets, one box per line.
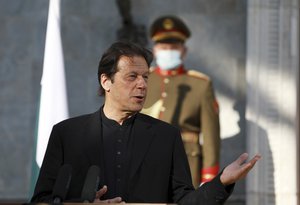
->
[52, 164, 72, 202]
[81, 165, 100, 203]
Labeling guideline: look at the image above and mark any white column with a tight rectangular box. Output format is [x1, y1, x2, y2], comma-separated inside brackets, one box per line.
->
[246, 0, 299, 205]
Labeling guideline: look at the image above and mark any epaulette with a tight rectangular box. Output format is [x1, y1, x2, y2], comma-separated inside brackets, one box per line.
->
[187, 70, 210, 81]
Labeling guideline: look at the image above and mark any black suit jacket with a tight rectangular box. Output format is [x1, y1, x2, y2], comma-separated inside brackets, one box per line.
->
[31, 110, 232, 204]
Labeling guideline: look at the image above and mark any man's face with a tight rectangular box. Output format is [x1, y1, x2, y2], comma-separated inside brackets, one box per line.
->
[102, 55, 149, 113]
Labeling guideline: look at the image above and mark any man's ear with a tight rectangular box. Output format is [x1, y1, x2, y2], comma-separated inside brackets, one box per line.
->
[181, 45, 188, 59]
[100, 74, 112, 92]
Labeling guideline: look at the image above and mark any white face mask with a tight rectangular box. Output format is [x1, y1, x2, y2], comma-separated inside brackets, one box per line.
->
[155, 50, 182, 70]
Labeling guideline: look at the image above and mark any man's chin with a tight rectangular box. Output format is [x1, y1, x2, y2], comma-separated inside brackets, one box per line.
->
[132, 104, 144, 113]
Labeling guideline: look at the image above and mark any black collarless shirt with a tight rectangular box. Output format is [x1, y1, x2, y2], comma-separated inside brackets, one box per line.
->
[100, 108, 135, 200]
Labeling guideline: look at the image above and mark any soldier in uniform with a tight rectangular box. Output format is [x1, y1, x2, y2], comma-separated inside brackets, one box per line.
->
[142, 15, 220, 187]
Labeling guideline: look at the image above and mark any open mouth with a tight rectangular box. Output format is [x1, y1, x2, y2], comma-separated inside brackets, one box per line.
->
[133, 95, 145, 100]
[135, 96, 144, 100]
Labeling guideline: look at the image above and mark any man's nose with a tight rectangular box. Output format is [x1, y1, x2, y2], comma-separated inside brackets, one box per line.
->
[137, 76, 147, 88]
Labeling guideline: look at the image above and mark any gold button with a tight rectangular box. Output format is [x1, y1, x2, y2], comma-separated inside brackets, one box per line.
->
[162, 92, 167, 98]
[191, 151, 197, 157]
[171, 70, 177, 75]
[163, 78, 170, 84]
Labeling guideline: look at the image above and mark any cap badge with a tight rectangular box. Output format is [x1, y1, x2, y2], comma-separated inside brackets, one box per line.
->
[163, 18, 174, 30]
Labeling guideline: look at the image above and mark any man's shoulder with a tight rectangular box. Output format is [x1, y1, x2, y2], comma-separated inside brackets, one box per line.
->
[54, 111, 98, 128]
[137, 112, 179, 131]
[186, 69, 211, 81]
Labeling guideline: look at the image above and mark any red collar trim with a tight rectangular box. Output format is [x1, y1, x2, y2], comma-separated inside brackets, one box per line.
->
[154, 65, 186, 76]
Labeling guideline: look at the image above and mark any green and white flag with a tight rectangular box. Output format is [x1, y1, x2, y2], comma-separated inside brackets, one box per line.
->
[30, 0, 68, 197]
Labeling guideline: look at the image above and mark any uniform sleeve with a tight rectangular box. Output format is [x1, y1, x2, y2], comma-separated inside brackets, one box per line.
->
[200, 80, 220, 183]
[30, 124, 64, 202]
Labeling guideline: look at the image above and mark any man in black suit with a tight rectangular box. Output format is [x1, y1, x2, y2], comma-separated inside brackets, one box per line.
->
[31, 41, 260, 204]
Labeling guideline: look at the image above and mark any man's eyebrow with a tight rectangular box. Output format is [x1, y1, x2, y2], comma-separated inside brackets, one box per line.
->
[126, 71, 138, 75]
[126, 70, 149, 75]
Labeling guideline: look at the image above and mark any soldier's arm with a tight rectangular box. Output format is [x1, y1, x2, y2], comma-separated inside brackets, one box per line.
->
[200, 80, 221, 183]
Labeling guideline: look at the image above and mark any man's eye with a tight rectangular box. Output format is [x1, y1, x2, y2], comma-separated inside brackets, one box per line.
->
[128, 75, 137, 80]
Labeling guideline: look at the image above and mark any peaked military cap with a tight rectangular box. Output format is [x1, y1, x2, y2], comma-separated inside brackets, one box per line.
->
[150, 15, 191, 43]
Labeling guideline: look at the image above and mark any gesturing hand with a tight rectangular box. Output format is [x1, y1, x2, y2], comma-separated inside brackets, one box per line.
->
[220, 153, 261, 186]
[93, 185, 125, 203]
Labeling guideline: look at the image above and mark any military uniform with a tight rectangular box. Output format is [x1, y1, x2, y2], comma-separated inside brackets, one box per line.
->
[142, 15, 221, 187]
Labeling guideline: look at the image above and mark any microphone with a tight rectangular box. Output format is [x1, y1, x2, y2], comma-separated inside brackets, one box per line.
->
[52, 164, 72, 203]
[81, 165, 100, 203]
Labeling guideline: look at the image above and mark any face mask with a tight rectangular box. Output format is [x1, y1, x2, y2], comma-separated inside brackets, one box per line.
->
[155, 50, 182, 70]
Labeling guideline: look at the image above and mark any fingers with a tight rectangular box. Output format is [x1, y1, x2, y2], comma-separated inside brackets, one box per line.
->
[100, 197, 123, 203]
[248, 154, 262, 167]
[108, 197, 123, 203]
[221, 153, 262, 185]
[240, 154, 262, 173]
[236, 153, 249, 165]
[95, 185, 108, 199]
[94, 186, 124, 203]
[236, 153, 261, 166]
